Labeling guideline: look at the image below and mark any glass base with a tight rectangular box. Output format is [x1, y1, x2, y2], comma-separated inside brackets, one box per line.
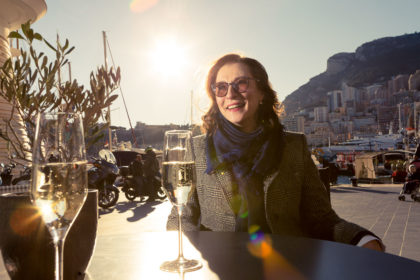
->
[160, 257, 202, 273]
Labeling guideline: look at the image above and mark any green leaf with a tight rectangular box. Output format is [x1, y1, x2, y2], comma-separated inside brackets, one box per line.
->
[63, 39, 69, 50]
[27, 29, 35, 43]
[33, 33, 43, 41]
[44, 40, 57, 52]
[41, 56, 48, 69]
[20, 21, 31, 39]
[8, 31, 24, 40]
[65, 46, 75, 55]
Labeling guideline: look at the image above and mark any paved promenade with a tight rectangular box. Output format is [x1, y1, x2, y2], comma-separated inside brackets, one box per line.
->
[96, 182, 420, 263]
[331, 183, 420, 262]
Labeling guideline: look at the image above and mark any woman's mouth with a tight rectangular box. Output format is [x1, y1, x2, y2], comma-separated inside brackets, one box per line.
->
[226, 103, 245, 110]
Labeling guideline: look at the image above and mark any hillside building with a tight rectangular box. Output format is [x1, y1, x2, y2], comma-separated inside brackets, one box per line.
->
[282, 115, 305, 133]
[327, 90, 343, 112]
[314, 106, 328, 122]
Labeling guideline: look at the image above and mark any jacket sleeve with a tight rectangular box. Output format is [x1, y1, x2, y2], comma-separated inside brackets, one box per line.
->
[166, 183, 201, 231]
[299, 135, 377, 245]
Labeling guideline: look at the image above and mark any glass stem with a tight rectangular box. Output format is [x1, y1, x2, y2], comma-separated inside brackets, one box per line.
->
[55, 238, 65, 280]
[177, 207, 184, 260]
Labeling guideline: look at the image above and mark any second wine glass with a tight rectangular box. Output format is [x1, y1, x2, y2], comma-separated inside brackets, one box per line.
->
[30, 112, 88, 280]
[160, 130, 202, 272]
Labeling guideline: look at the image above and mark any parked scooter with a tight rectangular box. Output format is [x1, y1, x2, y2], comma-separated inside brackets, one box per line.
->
[88, 149, 120, 209]
[12, 165, 31, 185]
[119, 166, 166, 201]
[0, 162, 16, 186]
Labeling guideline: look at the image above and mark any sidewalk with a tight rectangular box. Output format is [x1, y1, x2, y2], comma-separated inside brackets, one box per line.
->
[331, 183, 420, 261]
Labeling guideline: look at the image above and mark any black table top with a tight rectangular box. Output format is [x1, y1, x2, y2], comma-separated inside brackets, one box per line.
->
[84, 231, 420, 280]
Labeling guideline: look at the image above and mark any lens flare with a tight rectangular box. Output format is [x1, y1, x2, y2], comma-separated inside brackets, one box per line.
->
[130, 0, 159, 13]
[248, 224, 260, 234]
[10, 205, 41, 236]
[239, 210, 249, 219]
[247, 233, 306, 279]
[247, 233, 273, 258]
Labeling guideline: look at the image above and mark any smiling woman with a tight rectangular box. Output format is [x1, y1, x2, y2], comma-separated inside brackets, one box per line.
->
[148, 37, 187, 77]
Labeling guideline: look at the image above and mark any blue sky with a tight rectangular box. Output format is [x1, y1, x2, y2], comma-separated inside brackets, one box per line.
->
[32, 0, 420, 128]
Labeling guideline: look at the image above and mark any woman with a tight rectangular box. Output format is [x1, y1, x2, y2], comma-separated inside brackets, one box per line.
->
[167, 53, 383, 251]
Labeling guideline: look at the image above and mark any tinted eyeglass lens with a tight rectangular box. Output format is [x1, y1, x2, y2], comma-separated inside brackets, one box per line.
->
[213, 78, 250, 97]
[214, 83, 229, 97]
[234, 79, 249, 93]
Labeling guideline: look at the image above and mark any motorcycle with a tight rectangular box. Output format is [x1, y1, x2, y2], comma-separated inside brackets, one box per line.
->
[88, 149, 120, 209]
[0, 162, 16, 186]
[119, 166, 166, 201]
[12, 165, 31, 185]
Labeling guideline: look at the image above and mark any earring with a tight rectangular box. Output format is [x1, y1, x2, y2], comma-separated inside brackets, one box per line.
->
[259, 100, 263, 105]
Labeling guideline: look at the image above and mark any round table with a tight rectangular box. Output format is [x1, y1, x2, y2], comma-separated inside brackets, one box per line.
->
[84, 231, 420, 280]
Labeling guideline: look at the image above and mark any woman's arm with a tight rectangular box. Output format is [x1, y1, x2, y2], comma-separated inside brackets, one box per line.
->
[299, 135, 382, 247]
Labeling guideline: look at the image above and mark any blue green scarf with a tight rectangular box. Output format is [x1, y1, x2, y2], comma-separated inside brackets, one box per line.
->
[206, 113, 283, 233]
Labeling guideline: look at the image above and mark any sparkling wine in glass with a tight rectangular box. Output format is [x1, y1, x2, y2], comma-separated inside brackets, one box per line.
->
[160, 130, 202, 272]
[30, 112, 88, 280]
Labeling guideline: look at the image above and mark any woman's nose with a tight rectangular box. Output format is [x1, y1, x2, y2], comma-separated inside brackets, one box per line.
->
[225, 84, 239, 99]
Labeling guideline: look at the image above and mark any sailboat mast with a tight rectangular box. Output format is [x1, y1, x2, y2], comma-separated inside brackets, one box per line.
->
[398, 103, 402, 133]
[190, 90, 193, 127]
[104, 34, 140, 147]
[414, 103, 417, 138]
[103, 31, 112, 151]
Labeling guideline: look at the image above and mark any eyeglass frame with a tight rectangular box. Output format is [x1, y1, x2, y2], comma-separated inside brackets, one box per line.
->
[210, 76, 259, 97]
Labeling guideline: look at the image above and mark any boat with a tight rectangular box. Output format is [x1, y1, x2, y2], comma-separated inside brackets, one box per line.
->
[314, 132, 406, 174]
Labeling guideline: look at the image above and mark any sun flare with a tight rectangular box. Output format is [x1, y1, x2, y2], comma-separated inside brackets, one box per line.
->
[149, 37, 187, 77]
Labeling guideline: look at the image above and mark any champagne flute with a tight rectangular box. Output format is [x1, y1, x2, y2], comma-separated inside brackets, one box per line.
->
[30, 112, 88, 280]
[160, 130, 202, 272]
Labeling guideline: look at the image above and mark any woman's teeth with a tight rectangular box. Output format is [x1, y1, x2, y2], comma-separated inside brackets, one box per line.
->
[227, 104, 243, 109]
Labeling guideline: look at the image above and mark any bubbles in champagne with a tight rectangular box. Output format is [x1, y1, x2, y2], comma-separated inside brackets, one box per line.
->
[162, 161, 195, 206]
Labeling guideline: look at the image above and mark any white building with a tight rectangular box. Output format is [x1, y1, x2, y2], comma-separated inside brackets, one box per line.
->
[341, 83, 358, 108]
[282, 115, 305, 133]
[314, 106, 328, 122]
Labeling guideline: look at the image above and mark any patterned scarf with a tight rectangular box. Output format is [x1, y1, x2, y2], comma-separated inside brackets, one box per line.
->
[206, 113, 283, 233]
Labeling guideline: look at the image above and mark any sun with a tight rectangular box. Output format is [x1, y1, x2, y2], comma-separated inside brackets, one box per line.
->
[149, 37, 187, 77]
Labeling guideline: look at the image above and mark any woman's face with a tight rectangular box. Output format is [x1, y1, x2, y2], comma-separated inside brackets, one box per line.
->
[214, 63, 264, 133]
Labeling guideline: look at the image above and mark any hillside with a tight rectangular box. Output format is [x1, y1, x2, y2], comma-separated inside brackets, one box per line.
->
[282, 32, 420, 114]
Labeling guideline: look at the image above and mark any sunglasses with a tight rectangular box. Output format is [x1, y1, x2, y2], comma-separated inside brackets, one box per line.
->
[211, 77, 259, 97]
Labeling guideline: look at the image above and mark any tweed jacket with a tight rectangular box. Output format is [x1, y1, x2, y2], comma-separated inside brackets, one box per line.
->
[167, 132, 372, 245]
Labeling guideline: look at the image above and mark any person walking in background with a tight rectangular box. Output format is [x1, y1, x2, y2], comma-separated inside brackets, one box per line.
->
[167, 53, 384, 251]
[143, 146, 160, 201]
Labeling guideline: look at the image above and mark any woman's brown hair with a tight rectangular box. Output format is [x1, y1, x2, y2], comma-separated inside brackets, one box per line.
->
[201, 53, 283, 134]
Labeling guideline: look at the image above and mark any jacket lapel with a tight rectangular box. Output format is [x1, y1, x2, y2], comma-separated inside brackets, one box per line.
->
[215, 166, 281, 215]
[214, 168, 235, 205]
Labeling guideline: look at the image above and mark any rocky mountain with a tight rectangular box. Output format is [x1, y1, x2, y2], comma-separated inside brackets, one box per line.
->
[282, 32, 420, 114]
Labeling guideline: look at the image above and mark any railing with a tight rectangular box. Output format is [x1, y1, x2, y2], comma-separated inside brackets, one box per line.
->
[0, 185, 29, 194]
